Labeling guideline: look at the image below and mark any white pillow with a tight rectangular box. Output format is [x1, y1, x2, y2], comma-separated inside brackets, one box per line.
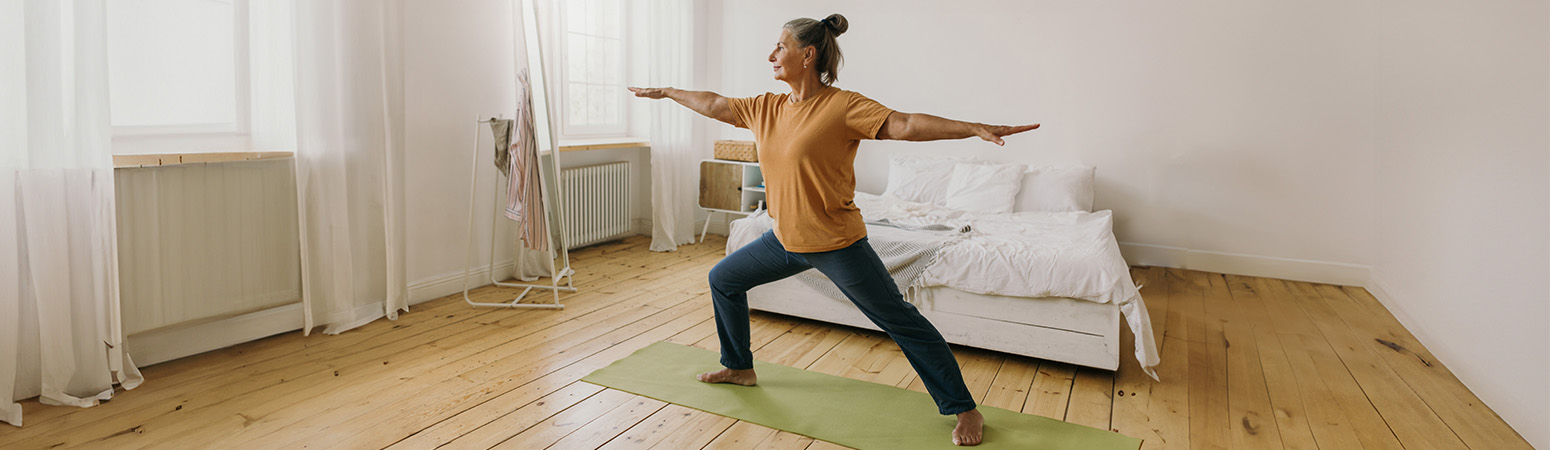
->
[1013, 164, 1096, 212]
[883, 156, 962, 205]
[943, 162, 1026, 213]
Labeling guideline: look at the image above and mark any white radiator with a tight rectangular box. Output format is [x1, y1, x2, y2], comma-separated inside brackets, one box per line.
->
[115, 159, 301, 335]
[560, 161, 631, 249]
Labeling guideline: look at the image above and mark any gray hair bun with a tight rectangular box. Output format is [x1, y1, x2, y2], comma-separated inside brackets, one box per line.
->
[822, 14, 848, 36]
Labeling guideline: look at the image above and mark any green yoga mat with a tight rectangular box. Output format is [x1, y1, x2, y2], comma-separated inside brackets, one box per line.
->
[582, 342, 1142, 450]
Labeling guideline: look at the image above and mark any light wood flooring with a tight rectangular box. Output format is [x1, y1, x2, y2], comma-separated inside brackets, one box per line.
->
[0, 235, 1533, 449]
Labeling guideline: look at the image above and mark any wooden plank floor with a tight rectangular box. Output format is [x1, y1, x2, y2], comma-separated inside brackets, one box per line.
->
[0, 235, 1533, 449]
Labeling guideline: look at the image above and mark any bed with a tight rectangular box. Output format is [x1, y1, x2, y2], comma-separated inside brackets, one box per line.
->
[725, 157, 1160, 377]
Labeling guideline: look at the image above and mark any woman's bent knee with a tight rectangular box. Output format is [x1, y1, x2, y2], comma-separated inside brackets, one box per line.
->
[707, 263, 739, 294]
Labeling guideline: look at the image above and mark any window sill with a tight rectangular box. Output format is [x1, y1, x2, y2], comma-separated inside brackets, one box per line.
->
[113, 151, 294, 169]
[110, 135, 650, 168]
[557, 136, 650, 152]
[111, 132, 295, 168]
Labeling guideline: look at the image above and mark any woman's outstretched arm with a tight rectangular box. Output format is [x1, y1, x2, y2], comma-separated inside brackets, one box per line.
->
[629, 87, 738, 126]
[876, 112, 1039, 146]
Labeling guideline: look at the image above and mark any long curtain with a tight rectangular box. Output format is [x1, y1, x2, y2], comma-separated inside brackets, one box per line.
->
[647, 0, 698, 252]
[0, 0, 143, 426]
[292, 0, 409, 335]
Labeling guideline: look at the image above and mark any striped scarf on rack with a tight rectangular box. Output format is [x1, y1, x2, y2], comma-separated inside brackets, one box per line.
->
[506, 69, 549, 252]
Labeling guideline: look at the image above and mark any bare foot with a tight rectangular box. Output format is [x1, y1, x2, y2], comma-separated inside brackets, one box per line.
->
[953, 408, 984, 446]
[695, 368, 757, 386]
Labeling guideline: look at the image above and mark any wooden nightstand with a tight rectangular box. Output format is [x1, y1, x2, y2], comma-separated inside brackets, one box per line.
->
[698, 159, 764, 242]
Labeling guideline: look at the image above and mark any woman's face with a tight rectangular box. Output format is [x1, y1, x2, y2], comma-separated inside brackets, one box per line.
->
[769, 29, 811, 82]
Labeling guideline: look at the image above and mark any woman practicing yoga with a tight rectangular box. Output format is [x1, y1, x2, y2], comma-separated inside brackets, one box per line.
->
[629, 13, 1037, 446]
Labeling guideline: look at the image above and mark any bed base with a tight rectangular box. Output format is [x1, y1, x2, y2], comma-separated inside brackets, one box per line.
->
[748, 278, 1121, 371]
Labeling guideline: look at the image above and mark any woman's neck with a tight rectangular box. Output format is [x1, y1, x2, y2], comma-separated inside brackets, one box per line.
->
[785, 76, 826, 103]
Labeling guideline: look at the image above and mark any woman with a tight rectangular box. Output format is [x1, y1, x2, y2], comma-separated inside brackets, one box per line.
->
[629, 14, 1037, 447]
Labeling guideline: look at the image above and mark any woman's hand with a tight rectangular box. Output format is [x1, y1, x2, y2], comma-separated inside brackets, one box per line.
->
[627, 87, 740, 126]
[628, 87, 671, 99]
[973, 123, 1041, 146]
[878, 112, 1040, 144]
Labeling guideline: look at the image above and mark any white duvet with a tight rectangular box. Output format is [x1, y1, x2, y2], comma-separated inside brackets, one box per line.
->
[856, 193, 1159, 378]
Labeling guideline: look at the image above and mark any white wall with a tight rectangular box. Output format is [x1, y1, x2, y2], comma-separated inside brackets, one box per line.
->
[1371, 0, 1550, 447]
[717, 0, 1381, 285]
[402, 0, 666, 301]
[403, 0, 525, 301]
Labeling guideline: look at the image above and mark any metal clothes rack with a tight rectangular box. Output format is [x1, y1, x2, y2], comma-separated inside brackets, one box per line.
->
[461, 115, 576, 309]
[460, 0, 574, 309]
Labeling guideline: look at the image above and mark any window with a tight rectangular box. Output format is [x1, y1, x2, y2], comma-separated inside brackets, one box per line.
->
[105, 0, 294, 154]
[559, 0, 627, 138]
[108, 0, 245, 137]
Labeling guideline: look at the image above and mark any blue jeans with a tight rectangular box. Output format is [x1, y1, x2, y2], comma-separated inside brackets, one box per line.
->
[708, 230, 977, 415]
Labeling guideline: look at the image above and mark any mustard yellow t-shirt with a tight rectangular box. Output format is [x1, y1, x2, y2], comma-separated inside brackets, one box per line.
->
[726, 86, 895, 253]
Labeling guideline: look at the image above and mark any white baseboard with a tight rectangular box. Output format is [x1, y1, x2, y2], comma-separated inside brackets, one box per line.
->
[408, 261, 517, 306]
[1118, 242, 1370, 286]
[1362, 276, 1417, 341]
[1364, 274, 1546, 449]
[127, 302, 304, 367]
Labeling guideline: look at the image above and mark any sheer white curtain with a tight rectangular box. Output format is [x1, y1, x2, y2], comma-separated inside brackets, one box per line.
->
[292, 0, 409, 335]
[647, 0, 698, 252]
[0, 0, 143, 426]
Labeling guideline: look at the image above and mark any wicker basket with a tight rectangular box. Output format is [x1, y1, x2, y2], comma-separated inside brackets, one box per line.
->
[713, 140, 758, 162]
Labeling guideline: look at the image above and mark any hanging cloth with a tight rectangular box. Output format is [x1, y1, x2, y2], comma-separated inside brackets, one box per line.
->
[491, 119, 514, 177]
[507, 69, 549, 252]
